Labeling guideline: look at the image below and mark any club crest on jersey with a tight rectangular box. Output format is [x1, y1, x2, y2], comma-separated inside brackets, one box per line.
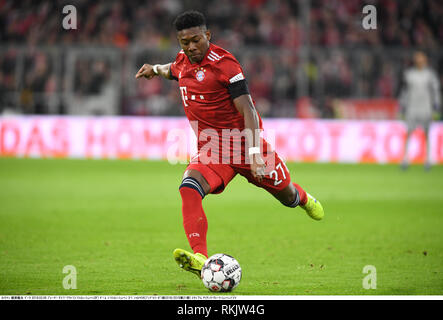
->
[195, 67, 206, 82]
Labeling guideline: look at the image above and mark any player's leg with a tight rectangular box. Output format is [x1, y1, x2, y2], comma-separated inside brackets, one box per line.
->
[179, 169, 210, 256]
[235, 152, 324, 220]
[273, 182, 324, 221]
[272, 182, 305, 207]
[174, 163, 235, 277]
[174, 168, 213, 277]
[423, 120, 432, 171]
[266, 152, 324, 220]
[402, 119, 416, 170]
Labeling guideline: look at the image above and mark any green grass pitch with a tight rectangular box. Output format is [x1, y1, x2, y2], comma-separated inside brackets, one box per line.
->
[0, 158, 442, 295]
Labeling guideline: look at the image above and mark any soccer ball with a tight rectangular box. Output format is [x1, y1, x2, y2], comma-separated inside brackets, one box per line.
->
[201, 253, 242, 292]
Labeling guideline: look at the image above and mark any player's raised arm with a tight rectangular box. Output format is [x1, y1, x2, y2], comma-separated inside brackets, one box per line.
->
[135, 63, 173, 80]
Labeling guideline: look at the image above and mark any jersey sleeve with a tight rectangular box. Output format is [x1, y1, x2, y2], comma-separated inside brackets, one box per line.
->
[169, 51, 185, 81]
[216, 56, 250, 99]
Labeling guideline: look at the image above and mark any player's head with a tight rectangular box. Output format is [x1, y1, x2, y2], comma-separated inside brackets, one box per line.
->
[413, 51, 428, 69]
[173, 10, 211, 64]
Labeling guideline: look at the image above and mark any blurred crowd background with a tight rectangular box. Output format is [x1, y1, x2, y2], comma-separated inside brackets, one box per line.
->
[0, 0, 442, 118]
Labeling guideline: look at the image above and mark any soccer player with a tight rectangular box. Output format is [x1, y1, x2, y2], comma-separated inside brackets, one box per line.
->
[399, 51, 441, 170]
[135, 10, 324, 278]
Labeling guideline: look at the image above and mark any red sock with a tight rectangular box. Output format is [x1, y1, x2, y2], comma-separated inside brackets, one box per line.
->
[293, 183, 308, 206]
[179, 187, 208, 257]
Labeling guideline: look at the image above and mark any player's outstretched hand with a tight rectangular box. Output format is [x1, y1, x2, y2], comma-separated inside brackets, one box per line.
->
[135, 64, 156, 80]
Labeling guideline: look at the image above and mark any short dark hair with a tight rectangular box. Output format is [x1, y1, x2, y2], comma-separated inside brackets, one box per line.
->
[173, 10, 206, 31]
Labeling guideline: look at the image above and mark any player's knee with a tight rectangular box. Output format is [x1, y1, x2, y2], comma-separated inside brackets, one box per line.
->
[179, 177, 206, 199]
[182, 169, 210, 193]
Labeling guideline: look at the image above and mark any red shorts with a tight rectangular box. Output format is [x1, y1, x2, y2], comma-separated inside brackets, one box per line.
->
[186, 147, 291, 196]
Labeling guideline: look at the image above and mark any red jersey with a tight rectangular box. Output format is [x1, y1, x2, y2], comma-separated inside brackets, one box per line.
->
[170, 43, 263, 164]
